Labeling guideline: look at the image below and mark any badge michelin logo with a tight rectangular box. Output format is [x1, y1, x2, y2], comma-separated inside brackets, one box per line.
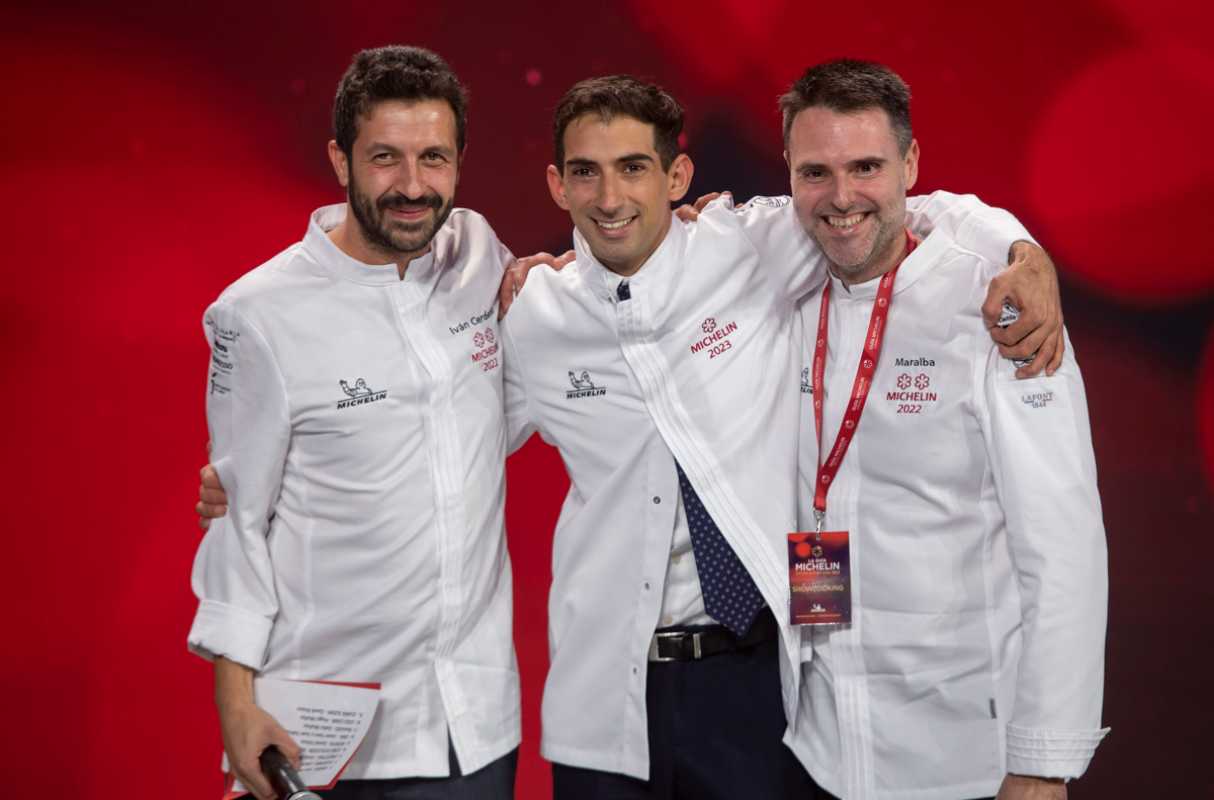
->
[566, 369, 606, 399]
[801, 366, 813, 395]
[337, 378, 389, 409]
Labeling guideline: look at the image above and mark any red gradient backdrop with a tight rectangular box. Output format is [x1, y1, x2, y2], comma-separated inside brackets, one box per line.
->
[3, 1, 1211, 797]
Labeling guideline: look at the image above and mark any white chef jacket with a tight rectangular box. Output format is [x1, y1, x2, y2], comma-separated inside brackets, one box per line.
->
[188, 205, 520, 780]
[789, 231, 1109, 799]
[499, 192, 1029, 780]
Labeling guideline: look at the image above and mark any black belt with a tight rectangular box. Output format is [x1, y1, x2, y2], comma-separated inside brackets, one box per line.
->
[647, 608, 777, 662]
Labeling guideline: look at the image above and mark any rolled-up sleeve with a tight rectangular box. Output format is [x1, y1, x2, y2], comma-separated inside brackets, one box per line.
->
[978, 328, 1110, 778]
[187, 300, 290, 670]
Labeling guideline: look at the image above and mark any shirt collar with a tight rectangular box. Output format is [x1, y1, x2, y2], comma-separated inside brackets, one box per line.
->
[572, 213, 685, 302]
[303, 204, 436, 286]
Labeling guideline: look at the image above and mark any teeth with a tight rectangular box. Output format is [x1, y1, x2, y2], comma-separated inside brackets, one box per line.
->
[597, 217, 633, 230]
[826, 213, 865, 229]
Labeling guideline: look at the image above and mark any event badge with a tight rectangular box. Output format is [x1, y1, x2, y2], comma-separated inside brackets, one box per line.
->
[788, 531, 851, 625]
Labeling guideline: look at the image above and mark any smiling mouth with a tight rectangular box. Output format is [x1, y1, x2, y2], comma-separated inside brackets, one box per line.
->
[387, 206, 431, 218]
[594, 216, 637, 232]
[823, 212, 868, 231]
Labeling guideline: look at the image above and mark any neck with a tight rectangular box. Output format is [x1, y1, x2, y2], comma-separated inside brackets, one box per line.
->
[596, 212, 671, 278]
[328, 209, 427, 280]
[830, 228, 907, 287]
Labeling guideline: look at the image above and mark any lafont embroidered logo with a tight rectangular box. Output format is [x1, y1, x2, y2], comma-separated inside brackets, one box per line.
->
[1021, 390, 1054, 409]
[801, 366, 813, 395]
[336, 378, 389, 410]
[566, 369, 606, 399]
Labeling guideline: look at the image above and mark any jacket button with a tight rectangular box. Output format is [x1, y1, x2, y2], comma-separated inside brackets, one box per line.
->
[652, 496, 661, 504]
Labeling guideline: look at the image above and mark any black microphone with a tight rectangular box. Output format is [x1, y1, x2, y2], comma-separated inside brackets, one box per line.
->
[258, 746, 322, 800]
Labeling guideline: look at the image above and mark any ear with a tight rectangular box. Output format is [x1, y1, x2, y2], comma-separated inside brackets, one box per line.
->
[546, 164, 570, 211]
[328, 140, 349, 188]
[903, 139, 920, 193]
[666, 153, 695, 204]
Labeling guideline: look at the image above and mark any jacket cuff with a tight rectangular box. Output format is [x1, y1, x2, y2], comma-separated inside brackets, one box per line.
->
[187, 599, 273, 670]
[1005, 724, 1110, 779]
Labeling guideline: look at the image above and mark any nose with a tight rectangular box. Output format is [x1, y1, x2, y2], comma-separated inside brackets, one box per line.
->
[830, 174, 855, 212]
[597, 173, 624, 215]
[394, 159, 425, 199]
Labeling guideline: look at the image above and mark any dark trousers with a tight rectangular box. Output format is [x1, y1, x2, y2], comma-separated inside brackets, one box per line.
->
[319, 742, 517, 800]
[552, 630, 831, 800]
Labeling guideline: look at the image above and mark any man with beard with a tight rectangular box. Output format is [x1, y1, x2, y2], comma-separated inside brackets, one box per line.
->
[187, 46, 522, 800]
[784, 60, 1107, 799]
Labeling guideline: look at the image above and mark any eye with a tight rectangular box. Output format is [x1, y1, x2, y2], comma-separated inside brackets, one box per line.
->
[371, 152, 396, 164]
[855, 161, 880, 176]
[800, 167, 825, 182]
[571, 166, 596, 178]
[422, 151, 448, 164]
[622, 162, 647, 175]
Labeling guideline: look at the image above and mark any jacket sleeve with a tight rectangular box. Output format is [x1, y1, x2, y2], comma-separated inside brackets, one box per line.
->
[978, 327, 1110, 778]
[187, 300, 290, 670]
[905, 190, 1035, 264]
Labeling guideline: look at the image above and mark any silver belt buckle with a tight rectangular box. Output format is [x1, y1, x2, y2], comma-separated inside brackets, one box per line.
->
[648, 631, 703, 662]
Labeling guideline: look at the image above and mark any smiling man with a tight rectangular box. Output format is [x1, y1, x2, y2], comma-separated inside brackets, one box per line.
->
[497, 75, 1058, 800]
[187, 47, 521, 800]
[784, 60, 1108, 800]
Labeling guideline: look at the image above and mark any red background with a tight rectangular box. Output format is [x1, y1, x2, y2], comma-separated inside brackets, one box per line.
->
[3, 0, 1212, 796]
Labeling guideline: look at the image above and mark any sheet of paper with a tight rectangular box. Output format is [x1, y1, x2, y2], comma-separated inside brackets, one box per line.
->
[223, 677, 381, 799]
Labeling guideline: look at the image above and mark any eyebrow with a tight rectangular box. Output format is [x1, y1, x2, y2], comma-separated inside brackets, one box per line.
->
[795, 156, 887, 172]
[565, 153, 656, 170]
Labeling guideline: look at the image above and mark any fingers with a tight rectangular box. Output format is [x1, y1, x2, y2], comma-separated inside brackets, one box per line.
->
[274, 731, 304, 770]
[553, 250, 575, 269]
[674, 204, 699, 222]
[497, 268, 518, 320]
[693, 191, 724, 211]
[1046, 327, 1065, 375]
[980, 279, 1007, 330]
[201, 464, 224, 490]
[991, 301, 1047, 348]
[233, 757, 275, 800]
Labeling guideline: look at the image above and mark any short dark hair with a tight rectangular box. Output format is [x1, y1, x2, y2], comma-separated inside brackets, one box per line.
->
[552, 75, 683, 172]
[778, 59, 912, 154]
[333, 45, 469, 156]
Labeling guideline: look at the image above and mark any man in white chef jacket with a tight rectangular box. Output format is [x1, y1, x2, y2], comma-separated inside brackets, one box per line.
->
[187, 46, 524, 800]
[783, 60, 1108, 800]
[498, 75, 1059, 799]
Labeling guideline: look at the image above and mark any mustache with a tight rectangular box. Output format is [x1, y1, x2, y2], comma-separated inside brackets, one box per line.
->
[378, 192, 444, 212]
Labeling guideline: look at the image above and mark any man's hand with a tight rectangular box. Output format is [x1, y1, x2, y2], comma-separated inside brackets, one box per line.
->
[497, 250, 576, 319]
[196, 464, 229, 531]
[981, 241, 1064, 378]
[674, 191, 729, 222]
[995, 773, 1066, 800]
[215, 657, 302, 800]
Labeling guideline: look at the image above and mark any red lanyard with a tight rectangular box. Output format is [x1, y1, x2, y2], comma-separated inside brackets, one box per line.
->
[811, 231, 918, 533]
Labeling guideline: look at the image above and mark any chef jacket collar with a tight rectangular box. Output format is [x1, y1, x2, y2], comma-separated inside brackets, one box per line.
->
[305, 203, 438, 286]
[826, 226, 949, 302]
[572, 212, 686, 304]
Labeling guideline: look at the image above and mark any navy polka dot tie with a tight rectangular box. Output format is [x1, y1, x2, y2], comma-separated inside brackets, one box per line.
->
[676, 462, 766, 636]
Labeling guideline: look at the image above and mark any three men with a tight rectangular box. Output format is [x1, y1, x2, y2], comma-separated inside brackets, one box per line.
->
[190, 47, 1095, 800]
